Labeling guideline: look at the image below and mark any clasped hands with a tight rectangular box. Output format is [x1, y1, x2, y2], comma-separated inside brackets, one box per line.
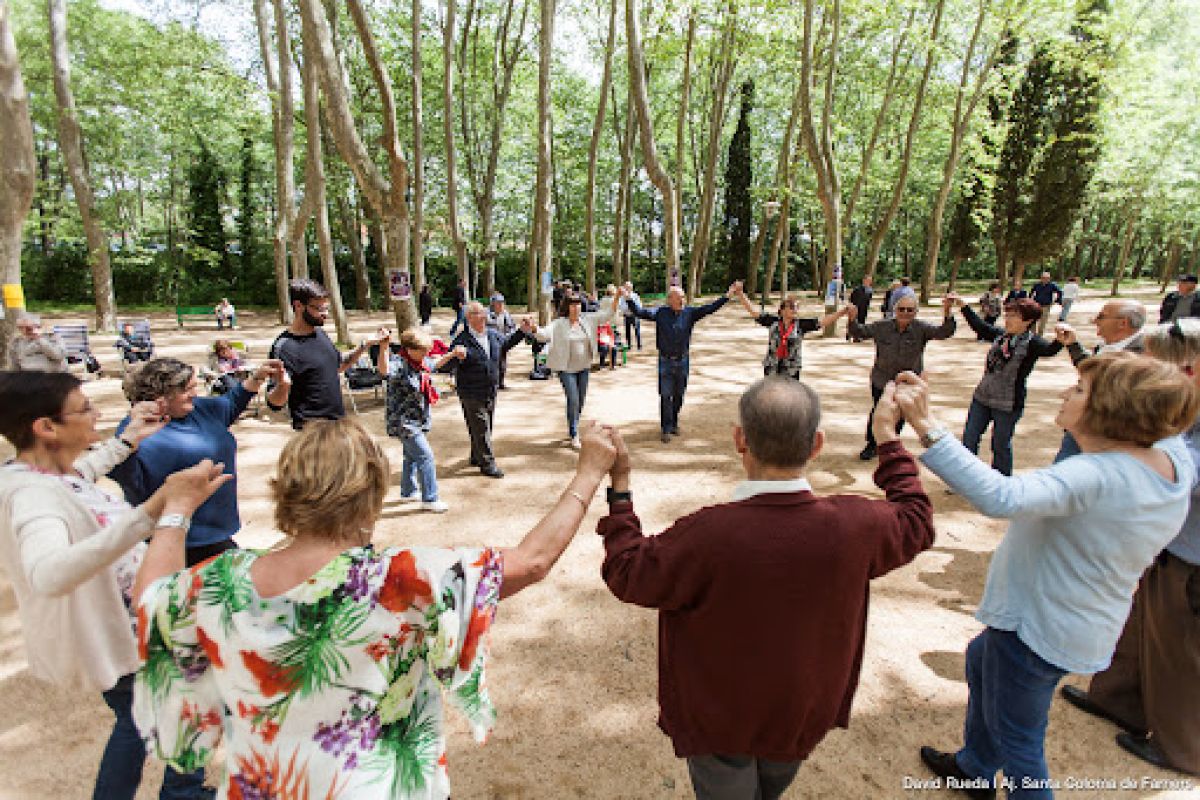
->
[871, 371, 939, 446]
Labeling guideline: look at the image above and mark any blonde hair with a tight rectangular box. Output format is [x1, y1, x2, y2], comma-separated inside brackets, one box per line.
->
[271, 418, 390, 541]
[1076, 352, 1200, 447]
[1141, 319, 1200, 366]
[399, 328, 433, 351]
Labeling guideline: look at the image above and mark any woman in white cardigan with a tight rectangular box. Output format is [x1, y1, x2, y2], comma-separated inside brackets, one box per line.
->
[533, 287, 625, 448]
[0, 370, 230, 800]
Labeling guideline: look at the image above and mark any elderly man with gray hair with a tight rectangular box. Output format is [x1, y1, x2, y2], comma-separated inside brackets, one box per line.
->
[598, 377, 935, 799]
[1052, 299, 1146, 462]
[7, 313, 68, 372]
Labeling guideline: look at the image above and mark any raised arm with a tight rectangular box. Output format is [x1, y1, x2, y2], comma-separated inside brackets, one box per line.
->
[627, 295, 655, 321]
[959, 304, 1000, 341]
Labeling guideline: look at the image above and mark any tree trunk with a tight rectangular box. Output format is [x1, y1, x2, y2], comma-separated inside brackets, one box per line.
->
[921, 0, 997, 303]
[307, 0, 417, 331]
[686, 4, 736, 300]
[0, 0, 35, 356]
[757, 81, 803, 306]
[254, 0, 294, 321]
[48, 0, 115, 331]
[947, 254, 964, 294]
[674, 8, 695, 269]
[861, 0, 945, 280]
[528, 0, 554, 321]
[584, 0, 617, 296]
[626, 0, 680, 288]
[1110, 207, 1138, 296]
[337, 193, 370, 310]
[411, 0, 427, 292]
[762, 195, 791, 305]
[441, 0, 470, 286]
[611, 85, 635, 287]
[1160, 231, 1182, 293]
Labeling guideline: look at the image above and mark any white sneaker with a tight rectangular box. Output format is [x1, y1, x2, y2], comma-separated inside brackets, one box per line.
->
[421, 500, 449, 513]
[570, 437, 581, 450]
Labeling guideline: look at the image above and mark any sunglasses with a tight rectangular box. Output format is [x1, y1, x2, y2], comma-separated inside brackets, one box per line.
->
[895, 307, 917, 314]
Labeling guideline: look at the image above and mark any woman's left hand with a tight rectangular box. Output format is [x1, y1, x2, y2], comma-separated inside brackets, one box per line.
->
[124, 399, 169, 445]
[253, 359, 285, 384]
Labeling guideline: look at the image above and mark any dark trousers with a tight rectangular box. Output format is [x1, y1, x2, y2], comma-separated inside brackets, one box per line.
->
[185, 537, 237, 568]
[962, 399, 1022, 476]
[657, 355, 689, 434]
[1087, 552, 1200, 773]
[686, 754, 802, 800]
[497, 350, 509, 388]
[460, 395, 497, 469]
[95, 674, 211, 800]
[624, 315, 642, 349]
[865, 383, 905, 447]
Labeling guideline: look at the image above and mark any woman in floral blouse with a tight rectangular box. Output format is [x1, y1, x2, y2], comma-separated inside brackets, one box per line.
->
[133, 416, 618, 799]
[735, 289, 851, 379]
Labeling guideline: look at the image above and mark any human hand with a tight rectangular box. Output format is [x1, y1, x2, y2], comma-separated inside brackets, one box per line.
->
[1054, 324, 1077, 346]
[123, 400, 169, 444]
[453, 345, 468, 360]
[253, 358, 285, 384]
[155, 459, 232, 516]
[844, 304, 857, 318]
[871, 382, 902, 446]
[576, 421, 618, 479]
[608, 426, 631, 484]
[893, 372, 937, 436]
[377, 327, 392, 343]
[727, 280, 744, 298]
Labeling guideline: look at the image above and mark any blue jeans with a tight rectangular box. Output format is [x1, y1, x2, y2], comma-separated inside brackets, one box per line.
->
[657, 356, 689, 433]
[624, 315, 642, 349]
[956, 628, 1067, 799]
[558, 369, 590, 438]
[1058, 300, 1073, 321]
[962, 399, 1022, 476]
[96, 674, 211, 800]
[449, 307, 466, 337]
[401, 432, 439, 502]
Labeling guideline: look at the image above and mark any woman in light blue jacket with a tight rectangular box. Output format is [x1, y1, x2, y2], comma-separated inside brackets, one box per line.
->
[889, 353, 1199, 798]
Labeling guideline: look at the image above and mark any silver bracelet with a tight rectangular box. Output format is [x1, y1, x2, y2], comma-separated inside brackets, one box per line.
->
[565, 489, 589, 508]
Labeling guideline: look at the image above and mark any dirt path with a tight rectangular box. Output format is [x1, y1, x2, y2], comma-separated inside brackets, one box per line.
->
[1, 289, 1194, 798]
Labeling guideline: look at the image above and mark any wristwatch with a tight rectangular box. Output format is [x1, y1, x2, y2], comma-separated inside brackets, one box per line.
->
[606, 488, 632, 505]
[155, 513, 192, 533]
[919, 427, 951, 448]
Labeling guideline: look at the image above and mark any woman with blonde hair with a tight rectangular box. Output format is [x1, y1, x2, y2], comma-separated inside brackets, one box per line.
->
[132, 416, 619, 799]
[1058, 318, 1200, 776]
[894, 354, 1199, 796]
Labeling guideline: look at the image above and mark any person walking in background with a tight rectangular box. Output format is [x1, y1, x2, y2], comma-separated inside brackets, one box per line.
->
[442, 301, 529, 477]
[620, 281, 643, 350]
[1159, 274, 1200, 323]
[951, 296, 1063, 476]
[114, 322, 153, 365]
[847, 294, 957, 461]
[978, 283, 1003, 340]
[881, 279, 900, 319]
[1057, 320, 1200, 777]
[847, 275, 874, 340]
[894, 359, 1198, 798]
[486, 292, 518, 390]
[377, 327, 461, 513]
[0, 370, 229, 800]
[598, 378, 935, 800]
[1059, 276, 1080, 321]
[109, 356, 285, 566]
[449, 277, 468, 336]
[7, 313, 67, 372]
[1030, 272, 1063, 336]
[1004, 279, 1028, 304]
[626, 282, 741, 444]
[735, 289, 850, 379]
[419, 283, 434, 326]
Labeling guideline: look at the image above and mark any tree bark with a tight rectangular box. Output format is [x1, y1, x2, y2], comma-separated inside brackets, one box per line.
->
[411, 0, 427, 293]
[1110, 205, 1139, 296]
[626, 0, 680, 289]
[861, 0, 946, 280]
[611, 85, 635, 287]
[337, 192, 370, 310]
[0, 0, 35, 356]
[528, 0, 554, 320]
[441, 0, 470, 287]
[48, 0, 115, 331]
[674, 8, 695, 271]
[584, 0, 617, 296]
[757, 81, 803, 306]
[253, 0, 293, 322]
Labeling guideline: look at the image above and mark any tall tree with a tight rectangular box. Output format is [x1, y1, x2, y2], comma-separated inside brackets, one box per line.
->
[528, 0, 554, 318]
[410, 0, 426, 293]
[440, 0, 470, 288]
[238, 131, 256, 288]
[186, 138, 229, 286]
[722, 79, 753, 285]
[253, 0, 294, 321]
[0, 0, 35, 356]
[584, 0, 617, 296]
[47, 0, 115, 331]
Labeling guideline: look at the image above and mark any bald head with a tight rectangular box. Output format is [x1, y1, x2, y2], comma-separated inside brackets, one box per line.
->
[737, 377, 821, 469]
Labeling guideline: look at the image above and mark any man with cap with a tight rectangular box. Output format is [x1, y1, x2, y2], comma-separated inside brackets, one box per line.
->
[1159, 275, 1200, 323]
[486, 292, 518, 390]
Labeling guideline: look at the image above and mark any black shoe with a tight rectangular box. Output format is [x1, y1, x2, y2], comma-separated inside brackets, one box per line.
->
[481, 466, 505, 478]
[1116, 732, 1179, 772]
[919, 747, 996, 799]
[660, 432, 671, 443]
[669, 427, 680, 436]
[859, 444, 877, 461]
[1060, 686, 1148, 737]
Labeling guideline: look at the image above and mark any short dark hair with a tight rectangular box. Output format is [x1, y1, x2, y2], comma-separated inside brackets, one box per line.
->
[122, 357, 194, 402]
[900, 277, 911, 286]
[289, 279, 329, 308]
[0, 370, 82, 450]
[738, 378, 821, 468]
[1004, 298, 1042, 323]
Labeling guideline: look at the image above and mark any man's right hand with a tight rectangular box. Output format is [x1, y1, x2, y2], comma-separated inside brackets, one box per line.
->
[1055, 324, 1077, 346]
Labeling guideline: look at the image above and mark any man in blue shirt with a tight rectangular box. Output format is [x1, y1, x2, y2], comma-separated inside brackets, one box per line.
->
[628, 281, 741, 443]
[1029, 272, 1063, 336]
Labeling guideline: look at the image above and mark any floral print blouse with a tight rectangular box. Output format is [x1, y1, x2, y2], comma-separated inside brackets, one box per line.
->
[134, 545, 502, 799]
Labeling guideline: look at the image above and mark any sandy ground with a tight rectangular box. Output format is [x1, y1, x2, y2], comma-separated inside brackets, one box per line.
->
[1, 287, 1196, 799]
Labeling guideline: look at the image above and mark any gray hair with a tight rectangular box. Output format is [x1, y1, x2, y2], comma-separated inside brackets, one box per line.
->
[1106, 300, 1146, 332]
[122, 357, 194, 402]
[1142, 319, 1200, 366]
[738, 378, 821, 468]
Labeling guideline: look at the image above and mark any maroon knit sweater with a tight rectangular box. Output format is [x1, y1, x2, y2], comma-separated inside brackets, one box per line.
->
[598, 440, 934, 761]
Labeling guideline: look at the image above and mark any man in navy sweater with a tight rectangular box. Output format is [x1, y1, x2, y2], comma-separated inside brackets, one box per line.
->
[627, 281, 741, 443]
[1029, 272, 1063, 336]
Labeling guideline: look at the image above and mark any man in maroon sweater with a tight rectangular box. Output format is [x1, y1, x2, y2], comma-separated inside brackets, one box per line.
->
[598, 377, 936, 799]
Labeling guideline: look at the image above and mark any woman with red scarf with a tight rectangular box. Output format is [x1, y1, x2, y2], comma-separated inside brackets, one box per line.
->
[377, 328, 463, 512]
[736, 290, 851, 379]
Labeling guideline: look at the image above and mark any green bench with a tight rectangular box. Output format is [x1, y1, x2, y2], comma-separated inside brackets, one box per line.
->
[176, 305, 216, 328]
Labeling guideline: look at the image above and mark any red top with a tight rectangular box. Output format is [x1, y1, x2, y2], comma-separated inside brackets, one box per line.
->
[598, 441, 935, 761]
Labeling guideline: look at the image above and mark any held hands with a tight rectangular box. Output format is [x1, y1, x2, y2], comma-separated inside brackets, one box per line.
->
[870, 383, 903, 446]
[123, 399, 170, 444]
[1054, 324, 1077, 346]
[253, 358, 286, 384]
[727, 280, 744, 298]
[575, 420, 619, 479]
[892, 372, 937, 436]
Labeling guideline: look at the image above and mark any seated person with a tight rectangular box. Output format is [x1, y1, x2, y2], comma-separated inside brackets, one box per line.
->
[215, 298, 237, 329]
[210, 339, 247, 395]
[597, 323, 620, 370]
[114, 323, 153, 364]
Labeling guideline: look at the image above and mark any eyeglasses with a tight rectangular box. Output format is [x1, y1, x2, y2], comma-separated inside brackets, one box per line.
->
[895, 308, 917, 314]
[53, 403, 97, 421]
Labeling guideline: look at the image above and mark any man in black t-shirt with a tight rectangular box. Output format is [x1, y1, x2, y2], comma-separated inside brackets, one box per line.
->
[267, 279, 377, 429]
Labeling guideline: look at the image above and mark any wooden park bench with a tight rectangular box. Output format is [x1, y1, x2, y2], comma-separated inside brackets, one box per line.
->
[176, 305, 216, 328]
